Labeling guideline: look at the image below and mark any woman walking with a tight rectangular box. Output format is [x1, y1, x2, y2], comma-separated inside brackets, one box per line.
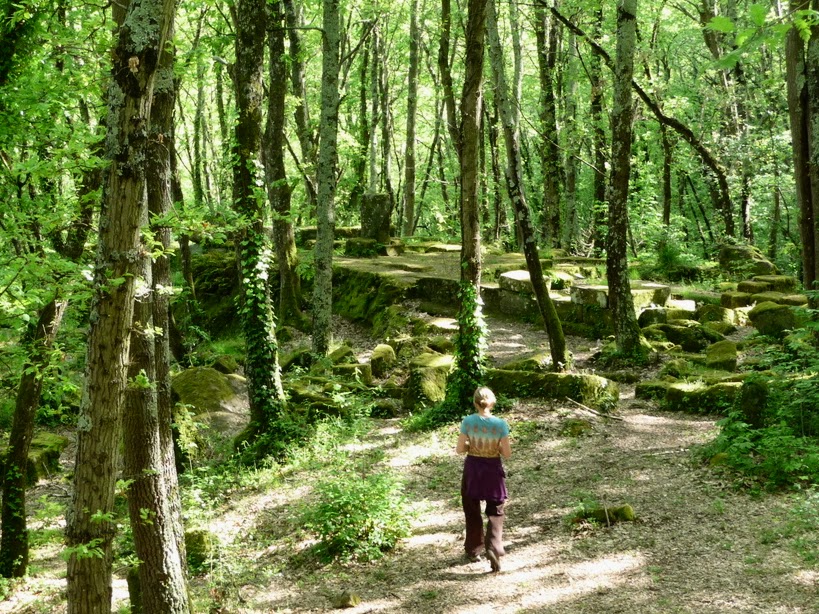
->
[456, 387, 511, 572]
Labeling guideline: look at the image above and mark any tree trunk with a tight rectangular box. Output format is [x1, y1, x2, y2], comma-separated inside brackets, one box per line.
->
[264, 0, 306, 330]
[590, 7, 607, 253]
[487, 0, 569, 370]
[534, 4, 563, 248]
[402, 0, 420, 236]
[350, 20, 370, 215]
[450, 0, 488, 408]
[0, 301, 66, 578]
[438, 0, 461, 158]
[563, 32, 579, 247]
[786, 0, 819, 291]
[661, 124, 672, 226]
[232, 0, 286, 441]
[313, 0, 341, 356]
[606, 0, 645, 359]
[67, 0, 175, 610]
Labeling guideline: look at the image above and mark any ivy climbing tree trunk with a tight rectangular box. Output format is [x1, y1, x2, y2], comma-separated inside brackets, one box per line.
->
[487, 0, 569, 370]
[605, 0, 645, 359]
[66, 0, 175, 610]
[231, 0, 286, 446]
[312, 0, 341, 356]
[264, 0, 306, 331]
[449, 0, 488, 409]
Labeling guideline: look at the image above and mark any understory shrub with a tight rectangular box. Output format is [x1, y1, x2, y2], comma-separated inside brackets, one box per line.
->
[300, 469, 412, 563]
[701, 305, 819, 488]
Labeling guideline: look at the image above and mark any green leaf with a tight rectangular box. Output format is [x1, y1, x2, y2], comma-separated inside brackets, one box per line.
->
[749, 3, 768, 27]
[707, 15, 735, 33]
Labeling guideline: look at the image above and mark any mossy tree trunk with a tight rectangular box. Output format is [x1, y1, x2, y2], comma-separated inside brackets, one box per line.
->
[263, 0, 306, 330]
[606, 0, 646, 360]
[486, 0, 569, 371]
[0, 300, 65, 578]
[231, 0, 286, 440]
[450, 0, 488, 408]
[66, 0, 176, 610]
[312, 0, 341, 357]
[402, 0, 419, 237]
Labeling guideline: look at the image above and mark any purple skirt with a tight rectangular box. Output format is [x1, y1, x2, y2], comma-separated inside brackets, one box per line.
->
[461, 455, 507, 502]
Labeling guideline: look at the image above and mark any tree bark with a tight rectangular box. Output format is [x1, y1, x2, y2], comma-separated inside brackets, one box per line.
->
[313, 0, 341, 356]
[66, 0, 175, 610]
[487, 0, 569, 370]
[264, 0, 306, 331]
[606, 0, 645, 358]
[402, 0, 420, 236]
[232, 0, 286, 440]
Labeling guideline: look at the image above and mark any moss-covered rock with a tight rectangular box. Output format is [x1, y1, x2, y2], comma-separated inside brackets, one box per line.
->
[748, 301, 803, 338]
[751, 274, 797, 293]
[426, 335, 455, 354]
[332, 363, 373, 385]
[751, 291, 789, 305]
[370, 343, 397, 378]
[0, 432, 70, 487]
[737, 280, 770, 294]
[483, 370, 619, 411]
[638, 307, 667, 327]
[781, 294, 809, 306]
[739, 378, 769, 429]
[329, 344, 356, 365]
[500, 351, 553, 372]
[644, 321, 724, 353]
[188, 249, 241, 336]
[721, 291, 753, 308]
[403, 354, 453, 410]
[372, 305, 411, 340]
[211, 354, 240, 374]
[718, 244, 777, 277]
[635, 380, 670, 400]
[703, 321, 737, 336]
[696, 304, 736, 325]
[706, 340, 738, 372]
[281, 345, 314, 372]
[662, 381, 741, 414]
[171, 367, 238, 415]
[185, 529, 219, 570]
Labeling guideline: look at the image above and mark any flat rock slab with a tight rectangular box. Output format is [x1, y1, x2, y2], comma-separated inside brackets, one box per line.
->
[570, 281, 670, 310]
[752, 275, 798, 292]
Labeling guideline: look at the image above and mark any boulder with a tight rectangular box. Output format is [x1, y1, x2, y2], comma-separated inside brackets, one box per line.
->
[427, 335, 455, 354]
[718, 244, 777, 276]
[667, 308, 696, 321]
[484, 370, 619, 411]
[370, 344, 397, 378]
[642, 321, 724, 353]
[329, 344, 356, 365]
[662, 381, 741, 414]
[498, 270, 549, 294]
[635, 380, 670, 401]
[344, 237, 380, 258]
[638, 307, 667, 327]
[781, 294, 809, 306]
[500, 351, 553, 372]
[696, 304, 736, 325]
[333, 363, 373, 385]
[211, 354, 240, 374]
[748, 301, 803, 338]
[737, 280, 770, 294]
[403, 353, 454, 410]
[372, 305, 411, 339]
[739, 378, 768, 429]
[751, 291, 789, 304]
[752, 275, 797, 293]
[171, 367, 240, 415]
[185, 529, 219, 570]
[281, 346, 314, 372]
[706, 340, 738, 372]
[704, 321, 737, 336]
[721, 291, 753, 308]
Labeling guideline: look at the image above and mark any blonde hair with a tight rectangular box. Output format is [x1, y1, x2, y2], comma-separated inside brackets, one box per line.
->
[473, 387, 496, 410]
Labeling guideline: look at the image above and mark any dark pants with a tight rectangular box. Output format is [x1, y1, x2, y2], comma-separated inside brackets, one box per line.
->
[462, 491, 506, 558]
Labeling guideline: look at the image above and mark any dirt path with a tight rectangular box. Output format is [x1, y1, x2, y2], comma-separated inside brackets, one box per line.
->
[5, 317, 819, 613]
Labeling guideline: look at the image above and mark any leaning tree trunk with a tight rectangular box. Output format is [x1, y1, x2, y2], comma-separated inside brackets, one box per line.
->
[606, 0, 645, 359]
[264, 0, 306, 331]
[487, 0, 569, 371]
[0, 300, 66, 578]
[232, 0, 286, 443]
[312, 0, 341, 356]
[66, 0, 175, 610]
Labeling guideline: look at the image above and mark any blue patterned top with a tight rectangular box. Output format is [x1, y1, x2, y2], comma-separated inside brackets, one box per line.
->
[460, 413, 510, 458]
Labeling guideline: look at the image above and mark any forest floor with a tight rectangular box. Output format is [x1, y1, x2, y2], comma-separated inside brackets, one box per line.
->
[4, 315, 819, 613]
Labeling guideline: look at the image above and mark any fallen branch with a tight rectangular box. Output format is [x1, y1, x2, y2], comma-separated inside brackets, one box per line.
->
[565, 397, 624, 421]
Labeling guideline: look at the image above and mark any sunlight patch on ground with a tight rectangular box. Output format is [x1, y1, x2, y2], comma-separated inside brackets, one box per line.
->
[792, 569, 819, 587]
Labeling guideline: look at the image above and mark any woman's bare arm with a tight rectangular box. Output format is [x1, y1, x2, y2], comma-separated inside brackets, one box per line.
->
[456, 433, 469, 454]
[499, 436, 511, 459]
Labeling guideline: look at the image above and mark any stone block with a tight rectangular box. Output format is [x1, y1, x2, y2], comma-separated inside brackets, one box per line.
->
[721, 291, 753, 308]
[752, 275, 798, 293]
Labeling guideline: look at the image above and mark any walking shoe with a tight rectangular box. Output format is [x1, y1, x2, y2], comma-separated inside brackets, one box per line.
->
[485, 548, 501, 572]
[465, 553, 482, 563]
